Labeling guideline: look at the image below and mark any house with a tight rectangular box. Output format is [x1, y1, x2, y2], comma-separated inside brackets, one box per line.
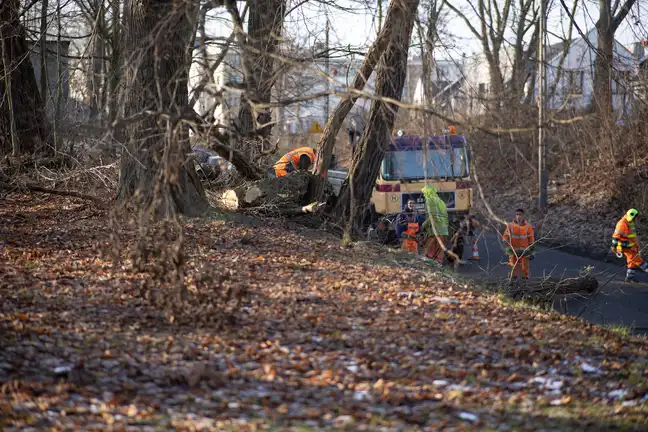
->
[274, 55, 375, 135]
[189, 44, 375, 134]
[531, 28, 638, 113]
[28, 40, 71, 119]
[189, 48, 244, 127]
[409, 57, 465, 109]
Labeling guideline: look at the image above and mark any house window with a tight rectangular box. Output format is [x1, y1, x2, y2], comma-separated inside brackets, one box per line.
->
[227, 74, 243, 85]
[478, 83, 488, 97]
[566, 70, 584, 95]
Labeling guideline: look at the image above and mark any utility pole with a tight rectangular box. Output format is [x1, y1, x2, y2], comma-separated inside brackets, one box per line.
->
[324, 13, 330, 122]
[537, 0, 548, 212]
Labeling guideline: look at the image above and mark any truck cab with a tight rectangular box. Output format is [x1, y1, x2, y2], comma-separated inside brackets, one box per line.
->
[327, 129, 473, 228]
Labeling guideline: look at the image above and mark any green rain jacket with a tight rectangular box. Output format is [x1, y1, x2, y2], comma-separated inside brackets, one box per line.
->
[422, 185, 449, 237]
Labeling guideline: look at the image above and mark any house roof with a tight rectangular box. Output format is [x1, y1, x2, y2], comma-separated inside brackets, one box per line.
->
[546, 42, 564, 60]
[547, 27, 635, 69]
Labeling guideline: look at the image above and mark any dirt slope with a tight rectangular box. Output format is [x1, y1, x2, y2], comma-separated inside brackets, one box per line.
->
[1, 194, 647, 431]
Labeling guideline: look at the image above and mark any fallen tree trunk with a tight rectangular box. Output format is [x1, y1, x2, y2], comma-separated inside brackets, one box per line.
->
[506, 275, 599, 297]
[219, 171, 333, 212]
[523, 275, 599, 295]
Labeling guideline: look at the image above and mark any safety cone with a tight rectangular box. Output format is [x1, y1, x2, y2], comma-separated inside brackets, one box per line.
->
[471, 240, 480, 260]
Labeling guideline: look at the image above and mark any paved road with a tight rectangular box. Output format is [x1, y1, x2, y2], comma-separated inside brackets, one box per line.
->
[457, 232, 648, 334]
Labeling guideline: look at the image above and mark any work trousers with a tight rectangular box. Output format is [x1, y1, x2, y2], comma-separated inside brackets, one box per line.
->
[425, 235, 447, 264]
[509, 255, 530, 279]
[624, 247, 645, 268]
[401, 238, 418, 253]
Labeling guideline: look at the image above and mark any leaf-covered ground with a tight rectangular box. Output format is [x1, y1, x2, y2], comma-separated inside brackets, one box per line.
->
[1, 194, 648, 431]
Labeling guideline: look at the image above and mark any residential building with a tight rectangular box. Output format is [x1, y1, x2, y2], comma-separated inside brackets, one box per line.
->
[530, 28, 638, 114]
[189, 47, 244, 126]
[274, 54, 375, 135]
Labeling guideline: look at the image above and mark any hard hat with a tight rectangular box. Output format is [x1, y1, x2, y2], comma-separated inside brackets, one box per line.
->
[626, 208, 640, 221]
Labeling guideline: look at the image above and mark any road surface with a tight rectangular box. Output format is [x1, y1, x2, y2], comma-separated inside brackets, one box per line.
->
[457, 232, 648, 334]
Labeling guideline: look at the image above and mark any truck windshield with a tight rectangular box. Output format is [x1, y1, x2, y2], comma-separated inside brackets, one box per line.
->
[381, 147, 469, 180]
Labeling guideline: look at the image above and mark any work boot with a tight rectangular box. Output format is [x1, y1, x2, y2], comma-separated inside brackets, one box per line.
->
[624, 276, 639, 283]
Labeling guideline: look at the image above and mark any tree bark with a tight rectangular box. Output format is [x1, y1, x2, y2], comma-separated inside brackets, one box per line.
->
[333, 0, 420, 233]
[307, 0, 398, 201]
[0, 0, 51, 156]
[116, 0, 209, 217]
[228, 0, 285, 142]
[592, 0, 636, 114]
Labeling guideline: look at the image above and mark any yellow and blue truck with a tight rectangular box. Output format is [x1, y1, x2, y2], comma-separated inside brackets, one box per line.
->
[327, 129, 473, 231]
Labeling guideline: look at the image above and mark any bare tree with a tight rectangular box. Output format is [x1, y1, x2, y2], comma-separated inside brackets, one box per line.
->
[226, 0, 286, 142]
[445, 0, 537, 110]
[0, 0, 51, 155]
[416, 0, 445, 109]
[592, 0, 636, 114]
[333, 0, 420, 232]
[116, 0, 209, 216]
[308, 0, 402, 200]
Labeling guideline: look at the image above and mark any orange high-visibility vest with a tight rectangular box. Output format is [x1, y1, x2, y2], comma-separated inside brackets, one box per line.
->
[402, 222, 420, 252]
[613, 216, 638, 246]
[274, 147, 315, 177]
[502, 221, 535, 249]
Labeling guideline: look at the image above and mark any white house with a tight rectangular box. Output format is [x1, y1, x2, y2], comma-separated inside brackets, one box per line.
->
[531, 28, 638, 113]
[188, 47, 244, 127]
[274, 55, 376, 135]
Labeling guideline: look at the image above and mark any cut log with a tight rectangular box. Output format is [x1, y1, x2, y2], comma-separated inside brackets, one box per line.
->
[511, 275, 599, 297]
[221, 171, 333, 212]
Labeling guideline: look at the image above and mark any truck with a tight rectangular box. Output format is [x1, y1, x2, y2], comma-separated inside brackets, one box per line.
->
[327, 129, 473, 232]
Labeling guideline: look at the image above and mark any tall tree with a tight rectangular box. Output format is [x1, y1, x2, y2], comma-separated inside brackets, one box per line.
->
[226, 0, 286, 142]
[308, 0, 401, 200]
[446, 0, 537, 110]
[0, 0, 51, 155]
[593, 0, 636, 114]
[117, 0, 209, 216]
[334, 0, 420, 233]
[417, 0, 445, 108]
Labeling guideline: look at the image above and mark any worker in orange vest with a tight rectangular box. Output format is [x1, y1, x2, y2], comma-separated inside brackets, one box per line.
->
[611, 208, 648, 282]
[502, 208, 535, 282]
[397, 200, 424, 253]
[269, 147, 316, 178]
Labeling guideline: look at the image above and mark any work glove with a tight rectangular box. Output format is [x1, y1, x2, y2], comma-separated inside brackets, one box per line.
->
[505, 248, 513, 256]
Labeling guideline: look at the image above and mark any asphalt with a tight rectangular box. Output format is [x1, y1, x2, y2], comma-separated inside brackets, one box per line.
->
[457, 231, 648, 334]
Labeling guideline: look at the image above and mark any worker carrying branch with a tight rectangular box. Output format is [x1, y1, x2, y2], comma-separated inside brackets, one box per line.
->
[268, 147, 316, 178]
[502, 208, 535, 282]
[611, 208, 648, 283]
[422, 184, 449, 265]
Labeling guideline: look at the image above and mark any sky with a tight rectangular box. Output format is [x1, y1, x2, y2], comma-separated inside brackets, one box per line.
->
[206, 0, 648, 61]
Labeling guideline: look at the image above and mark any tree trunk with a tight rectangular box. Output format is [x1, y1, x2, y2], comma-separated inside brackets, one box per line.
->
[0, 0, 51, 156]
[116, 0, 209, 217]
[89, 4, 106, 121]
[592, 0, 636, 114]
[108, 0, 123, 123]
[487, 58, 505, 112]
[236, 0, 285, 141]
[333, 0, 420, 233]
[593, 8, 613, 115]
[307, 0, 398, 201]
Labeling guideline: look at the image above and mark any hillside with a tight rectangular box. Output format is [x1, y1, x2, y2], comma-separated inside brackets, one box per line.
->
[1, 193, 647, 430]
[470, 113, 648, 260]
